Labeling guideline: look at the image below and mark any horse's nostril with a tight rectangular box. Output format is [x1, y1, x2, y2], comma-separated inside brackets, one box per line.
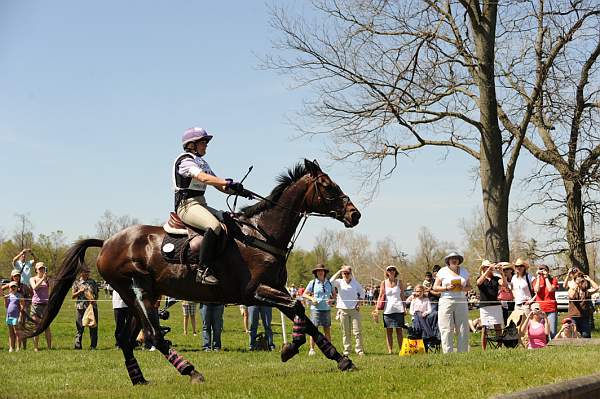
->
[351, 211, 361, 224]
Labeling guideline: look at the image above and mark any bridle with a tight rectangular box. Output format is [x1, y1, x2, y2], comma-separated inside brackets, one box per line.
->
[227, 172, 353, 260]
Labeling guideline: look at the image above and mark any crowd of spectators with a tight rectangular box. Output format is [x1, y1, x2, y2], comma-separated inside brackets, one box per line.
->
[3, 247, 600, 355]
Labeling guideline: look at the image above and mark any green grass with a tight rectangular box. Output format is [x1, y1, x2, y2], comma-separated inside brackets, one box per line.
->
[1, 296, 600, 399]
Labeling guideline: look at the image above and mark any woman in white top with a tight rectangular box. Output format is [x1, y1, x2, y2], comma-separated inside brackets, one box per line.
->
[330, 265, 364, 356]
[511, 258, 535, 308]
[373, 265, 405, 354]
[433, 251, 471, 353]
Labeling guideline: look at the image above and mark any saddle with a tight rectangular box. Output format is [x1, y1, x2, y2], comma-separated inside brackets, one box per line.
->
[160, 212, 228, 265]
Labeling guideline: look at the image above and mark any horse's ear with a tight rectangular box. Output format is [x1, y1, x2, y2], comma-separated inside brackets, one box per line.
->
[304, 159, 322, 176]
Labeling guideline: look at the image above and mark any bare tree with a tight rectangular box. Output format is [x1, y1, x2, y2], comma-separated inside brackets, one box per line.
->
[95, 210, 140, 240]
[13, 213, 33, 250]
[268, 0, 600, 264]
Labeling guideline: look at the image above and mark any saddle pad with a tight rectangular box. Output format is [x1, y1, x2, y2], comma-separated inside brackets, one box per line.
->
[160, 234, 198, 265]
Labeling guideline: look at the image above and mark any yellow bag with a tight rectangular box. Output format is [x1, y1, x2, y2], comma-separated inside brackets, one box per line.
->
[82, 304, 97, 328]
[399, 337, 425, 356]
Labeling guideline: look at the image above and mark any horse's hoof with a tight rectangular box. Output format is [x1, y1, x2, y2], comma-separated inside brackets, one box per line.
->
[189, 370, 205, 384]
[280, 343, 299, 362]
[337, 356, 356, 371]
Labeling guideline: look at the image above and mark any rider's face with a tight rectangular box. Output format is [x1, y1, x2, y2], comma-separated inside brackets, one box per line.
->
[195, 140, 208, 156]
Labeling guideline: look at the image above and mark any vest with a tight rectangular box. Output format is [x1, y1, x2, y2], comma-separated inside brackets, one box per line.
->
[172, 152, 212, 210]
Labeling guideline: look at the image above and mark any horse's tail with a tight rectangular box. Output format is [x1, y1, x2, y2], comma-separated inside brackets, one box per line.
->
[27, 238, 104, 337]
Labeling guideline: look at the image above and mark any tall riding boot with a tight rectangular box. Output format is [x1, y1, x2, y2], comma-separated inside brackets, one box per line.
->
[194, 228, 219, 285]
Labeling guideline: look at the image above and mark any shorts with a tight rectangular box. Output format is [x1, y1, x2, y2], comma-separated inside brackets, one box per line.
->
[480, 305, 504, 327]
[383, 312, 405, 328]
[182, 302, 196, 317]
[310, 309, 332, 327]
[31, 302, 48, 319]
[6, 317, 18, 326]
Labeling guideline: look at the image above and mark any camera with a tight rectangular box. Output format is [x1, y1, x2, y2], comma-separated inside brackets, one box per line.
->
[157, 309, 170, 320]
[571, 267, 577, 273]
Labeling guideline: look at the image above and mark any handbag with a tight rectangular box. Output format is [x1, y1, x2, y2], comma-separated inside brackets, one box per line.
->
[82, 304, 97, 328]
[497, 286, 514, 301]
[399, 337, 425, 356]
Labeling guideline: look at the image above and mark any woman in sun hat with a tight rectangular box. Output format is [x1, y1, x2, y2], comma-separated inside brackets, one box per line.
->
[477, 260, 505, 350]
[374, 265, 406, 354]
[303, 263, 334, 356]
[433, 251, 471, 353]
[511, 258, 535, 310]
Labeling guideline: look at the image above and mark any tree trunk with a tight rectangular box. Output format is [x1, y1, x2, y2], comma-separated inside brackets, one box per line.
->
[564, 179, 590, 273]
[473, 2, 511, 262]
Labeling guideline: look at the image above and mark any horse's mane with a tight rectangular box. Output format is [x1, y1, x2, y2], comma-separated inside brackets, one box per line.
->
[241, 163, 307, 217]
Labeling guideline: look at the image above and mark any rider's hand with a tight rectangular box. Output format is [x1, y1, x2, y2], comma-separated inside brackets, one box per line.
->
[227, 180, 244, 193]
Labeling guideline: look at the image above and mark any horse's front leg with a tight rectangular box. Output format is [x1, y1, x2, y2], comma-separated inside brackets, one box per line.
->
[277, 302, 355, 371]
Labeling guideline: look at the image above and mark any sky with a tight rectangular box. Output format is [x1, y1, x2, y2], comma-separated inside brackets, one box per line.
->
[0, 1, 547, 259]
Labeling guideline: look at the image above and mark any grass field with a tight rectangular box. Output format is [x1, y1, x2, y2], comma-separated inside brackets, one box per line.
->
[1, 295, 600, 399]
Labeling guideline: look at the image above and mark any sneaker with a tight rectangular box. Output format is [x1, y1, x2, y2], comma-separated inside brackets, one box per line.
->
[203, 347, 211, 352]
[8, 348, 14, 353]
[193, 333, 197, 337]
[342, 351, 349, 356]
[357, 351, 365, 356]
[148, 346, 156, 352]
[213, 348, 221, 352]
[308, 348, 316, 356]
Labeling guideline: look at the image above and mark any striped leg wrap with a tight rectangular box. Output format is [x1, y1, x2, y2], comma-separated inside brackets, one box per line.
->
[125, 358, 145, 385]
[292, 316, 307, 345]
[165, 349, 194, 375]
[316, 334, 341, 361]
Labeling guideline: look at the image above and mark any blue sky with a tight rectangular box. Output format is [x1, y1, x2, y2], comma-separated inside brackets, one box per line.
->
[0, 1, 544, 257]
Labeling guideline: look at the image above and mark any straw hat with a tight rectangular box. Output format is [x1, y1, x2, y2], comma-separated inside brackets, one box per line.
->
[10, 269, 21, 277]
[514, 258, 529, 269]
[311, 263, 329, 276]
[8, 281, 17, 288]
[385, 265, 398, 273]
[497, 262, 514, 271]
[444, 251, 464, 265]
[479, 259, 494, 273]
[35, 262, 46, 270]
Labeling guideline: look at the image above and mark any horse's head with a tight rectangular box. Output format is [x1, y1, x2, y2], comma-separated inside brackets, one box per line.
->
[302, 159, 361, 227]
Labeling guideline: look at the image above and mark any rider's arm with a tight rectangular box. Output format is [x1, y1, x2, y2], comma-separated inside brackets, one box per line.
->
[193, 171, 229, 191]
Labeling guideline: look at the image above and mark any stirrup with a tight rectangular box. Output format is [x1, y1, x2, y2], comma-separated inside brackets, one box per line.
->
[196, 266, 219, 285]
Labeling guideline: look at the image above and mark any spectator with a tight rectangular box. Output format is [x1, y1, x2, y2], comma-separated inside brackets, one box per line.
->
[427, 265, 442, 312]
[407, 284, 438, 340]
[2, 269, 32, 350]
[248, 305, 275, 351]
[532, 264, 558, 339]
[563, 266, 581, 290]
[497, 262, 515, 325]
[303, 263, 334, 356]
[373, 265, 405, 354]
[71, 268, 99, 350]
[555, 317, 581, 339]
[12, 248, 36, 287]
[112, 288, 130, 348]
[240, 305, 249, 334]
[511, 258, 535, 309]
[201, 303, 225, 351]
[289, 284, 298, 298]
[29, 262, 52, 351]
[366, 286, 374, 305]
[3, 281, 24, 352]
[433, 251, 471, 353]
[181, 301, 198, 336]
[520, 303, 550, 349]
[476, 260, 505, 350]
[567, 272, 599, 338]
[330, 265, 365, 356]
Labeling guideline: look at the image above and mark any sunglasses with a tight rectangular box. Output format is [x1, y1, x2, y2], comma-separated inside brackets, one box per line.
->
[342, 272, 351, 275]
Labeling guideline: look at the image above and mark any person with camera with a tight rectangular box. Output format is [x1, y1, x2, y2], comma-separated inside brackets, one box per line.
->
[12, 248, 36, 287]
[532, 264, 558, 339]
[71, 268, 99, 350]
[476, 260, 505, 350]
[520, 303, 550, 349]
[566, 272, 599, 338]
[555, 317, 581, 339]
[30, 262, 52, 351]
[511, 258, 535, 309]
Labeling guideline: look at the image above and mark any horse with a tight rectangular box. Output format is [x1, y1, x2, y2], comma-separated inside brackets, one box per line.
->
[30, 159, 361, 385]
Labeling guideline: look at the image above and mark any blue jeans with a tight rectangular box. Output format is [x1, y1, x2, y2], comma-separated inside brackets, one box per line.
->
[546, 311, 557, 339]
[201, 304, 224, 349]
[573, 315, 592, 338]
[248, 305, 274, 349]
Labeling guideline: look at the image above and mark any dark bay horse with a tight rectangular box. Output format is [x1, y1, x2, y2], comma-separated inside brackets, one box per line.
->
[31, 159, 361, 385]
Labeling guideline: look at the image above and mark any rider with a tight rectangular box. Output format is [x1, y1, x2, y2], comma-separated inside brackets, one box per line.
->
[173, 127, 246, 285]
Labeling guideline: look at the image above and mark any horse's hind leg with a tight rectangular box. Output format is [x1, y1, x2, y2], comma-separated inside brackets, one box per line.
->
[277, 302, 355, 371]
[130, 277, 205, 384]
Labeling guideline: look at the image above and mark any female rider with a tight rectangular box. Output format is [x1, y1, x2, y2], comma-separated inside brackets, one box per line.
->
[174, 127, 246, 285]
